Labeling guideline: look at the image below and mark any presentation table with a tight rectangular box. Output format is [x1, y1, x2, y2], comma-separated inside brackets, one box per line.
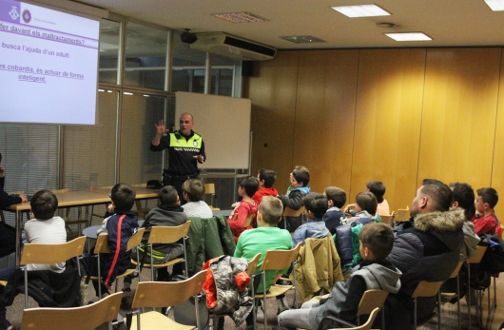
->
[6, 187, 158, 265]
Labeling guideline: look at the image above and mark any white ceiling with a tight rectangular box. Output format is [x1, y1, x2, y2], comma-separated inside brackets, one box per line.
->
[78, 0, 504, 49]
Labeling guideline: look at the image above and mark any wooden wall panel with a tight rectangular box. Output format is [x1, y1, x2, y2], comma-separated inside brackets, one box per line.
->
[418, 48, 501, 192]
[245, 52, 299, 191]
[491, 49, 504, 217]
[350, 49, 426, 211]
[292, 50, 359, 194]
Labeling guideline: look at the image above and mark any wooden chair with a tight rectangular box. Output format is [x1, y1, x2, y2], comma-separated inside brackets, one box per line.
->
[245, 253, 261, 325]
[20, 236, 86, 308]
[391, 207, 410, 223]
[380, 215, 393, 225]
[466, 245, 487, 330]
[439, 260, 464, 330]
[282, 206, 306, 230]
[254, 244, 301, 329]
[92, 228, 145, 298]
[131, 221, 191, 281]
[321, 289, 388, 328]
[411, 280, 443, 329]
[21, 291, 122, 330]
[327, 307, 380, 330]
[129, 270, 207, 330]
[204, 183, 216, 209]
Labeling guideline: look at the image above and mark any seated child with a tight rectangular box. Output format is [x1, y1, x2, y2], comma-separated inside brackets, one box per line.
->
[292, 193, 330, 246]
[228, 176, 259, 241]
[0, 190, 66, 330]
[181, 179, 213, 219]
[343, 192, 379, 226]
[278, 223, 401, 330]
[472, 187, 502, 237]
[449, 182, 479, 259]
[278, 165, 311, 232]
[322, 186, 346, 234]
[138, 185, 187, 280]
[367, 181, 390, 216]
[252, 169, 279, 205]
[83, 183, 139, 294]
[234, 196, 292, 293]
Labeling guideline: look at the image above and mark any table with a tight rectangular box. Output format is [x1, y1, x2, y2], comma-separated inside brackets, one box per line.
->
[6, 188, 159, 265]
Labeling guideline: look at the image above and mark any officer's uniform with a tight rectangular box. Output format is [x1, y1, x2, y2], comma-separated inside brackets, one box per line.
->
[151, 130, 206, 196]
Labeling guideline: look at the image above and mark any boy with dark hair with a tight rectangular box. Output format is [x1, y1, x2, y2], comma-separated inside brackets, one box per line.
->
[449, 183, 479, 259]
[473, 187, 501, 237]
[0, 190, 66, 330]
[252, 169, 279, 206]
[228, 176, 259, 241]
[323, 186, 346, 234]
[344, 192, 378, 225]
[137, 185, 187, 280]
[367, 180, 390, 216]
[279, 165, 311, 232]
[181, 178, 213, 218]
[292, 193, 330, 246]
[84, 183, 139, 294]
[278, 222, 401, 329]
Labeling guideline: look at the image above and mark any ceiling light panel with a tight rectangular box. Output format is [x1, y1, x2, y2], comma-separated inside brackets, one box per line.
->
[280, 35, 326, 44]
[484, 0, 504, 11]
[385, 32, 432, 41]
[212, 12, 268, 23]
[331, 4, 391, 18]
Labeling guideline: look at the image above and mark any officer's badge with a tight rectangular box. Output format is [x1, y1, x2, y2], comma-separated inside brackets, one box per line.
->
[193, 141, 198, 147]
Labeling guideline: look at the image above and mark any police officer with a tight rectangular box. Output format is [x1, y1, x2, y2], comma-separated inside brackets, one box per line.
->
[151, 112, 206, 197]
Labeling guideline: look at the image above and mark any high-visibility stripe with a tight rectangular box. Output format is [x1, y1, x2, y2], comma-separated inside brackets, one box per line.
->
[104, 214, 126, 288]
[169, 132, 203, 149]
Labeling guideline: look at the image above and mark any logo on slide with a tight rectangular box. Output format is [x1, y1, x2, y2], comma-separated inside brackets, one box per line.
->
[8, 5, 19, 20]
[22, 9, 31, 23]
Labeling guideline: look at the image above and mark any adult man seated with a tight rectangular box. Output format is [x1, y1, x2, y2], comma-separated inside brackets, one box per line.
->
[386, 180, 464, 329]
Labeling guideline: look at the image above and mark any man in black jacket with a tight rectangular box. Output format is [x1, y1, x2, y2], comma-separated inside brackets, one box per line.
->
[0, 153, 27, 209]
[0, 153, 27, 259]
[386, 181, 464, 329]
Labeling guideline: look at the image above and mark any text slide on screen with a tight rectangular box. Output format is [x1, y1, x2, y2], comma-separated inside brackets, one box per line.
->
[0, 0, 99, 125]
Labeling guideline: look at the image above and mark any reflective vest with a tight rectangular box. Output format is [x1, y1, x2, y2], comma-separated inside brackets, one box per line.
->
[169, 131, 203, 152]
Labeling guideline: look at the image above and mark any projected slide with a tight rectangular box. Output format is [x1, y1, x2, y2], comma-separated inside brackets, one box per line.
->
[0, 0, 99, 125]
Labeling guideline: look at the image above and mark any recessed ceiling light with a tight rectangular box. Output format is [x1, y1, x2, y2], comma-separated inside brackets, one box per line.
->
[280, 35, 326, 44]
[331, 4, 391, 18]
[212, 12, 268, 23]
[385, 32, 432, 41]
[484, 0, 504, 11]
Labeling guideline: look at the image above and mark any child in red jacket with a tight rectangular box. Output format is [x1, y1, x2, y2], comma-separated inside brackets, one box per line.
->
[228, 176, 258, 241]
[252, 169, 279, 206]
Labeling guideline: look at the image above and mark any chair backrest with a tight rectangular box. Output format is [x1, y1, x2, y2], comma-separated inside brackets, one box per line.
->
[449, 260, 465, 279]
[261, 244, 301, 272]
[127, 228, 145, 251]
[246, 253, 261, 275]
[20, 236, 86, 266]
[21, 291, 122, 330]
[467, 245, 487, 264]
[411, 280, 443, 298]
[94, 234, 110, 254]
[357, 289, 388, 316]
[131, 270, 207, 309]
[392, 207, 410, 222]
[328, 307, 380, 330]
[93, 228, 145, 254]
[283, 206, 305, 218]
[147, 221, 191, 245]
[204, 183, 215, 195]
[380, 215, 393, 225]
